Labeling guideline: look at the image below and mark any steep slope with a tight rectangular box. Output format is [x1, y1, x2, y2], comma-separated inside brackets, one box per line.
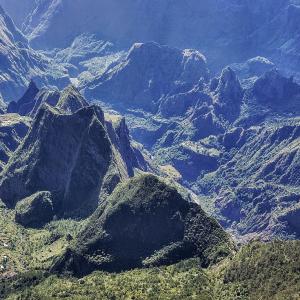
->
[84, 42, 209, 112]
[0, 0, 37, 29]
[0, 113, 31, 171]
[51, 174, 232, 276]
[7, 80, 62, 117]
[0, 5, 69, 103]
[199, 119, 300, 240]
[0, 102, 147, 219]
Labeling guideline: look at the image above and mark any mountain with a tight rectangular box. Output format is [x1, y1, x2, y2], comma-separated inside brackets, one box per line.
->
[0, 0, 37, 29]
[84, 42, 209, 112]
[0, 113, 31, 171]
[0, 4, 69, 103]
[51, 174, 232, 276]
[7, 81, 90, 116]
[0, 90, 147, 219]
[84, 41, 300, 240]
[201, 119, 300, 240]
[23, 0, 300, 78]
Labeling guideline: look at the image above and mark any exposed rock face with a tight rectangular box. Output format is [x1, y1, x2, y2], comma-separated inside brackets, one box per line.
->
[56, 85, 88, 113]
[0, 6, 69, 102]
[0, 113, 31, 170]
[0, 102, 146, 218]
[7, 80, 61, 116]
[22, 0, 300, 79]
[7, 81, 39, 115]
[51, 174, 232, 276]
[213, 67, 244, 122]
[199, 121, 300, 239]
[84, 42, 209, 112]
[15, 191, 54, 228]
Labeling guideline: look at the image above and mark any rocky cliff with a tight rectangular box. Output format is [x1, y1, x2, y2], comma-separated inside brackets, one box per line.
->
[0, 93, 147, 219]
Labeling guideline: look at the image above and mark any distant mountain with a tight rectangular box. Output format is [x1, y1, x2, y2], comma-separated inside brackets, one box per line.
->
[0, 0, 37, 28]
[0, 5, 69, 102]
[0, 113, 31, 171]
[23, 0, 300, 78]
[84, 42, 209, 113]
[82, 40, 300, 240]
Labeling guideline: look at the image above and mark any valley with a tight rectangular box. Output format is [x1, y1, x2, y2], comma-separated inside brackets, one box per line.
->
[0, 1, 300, 299]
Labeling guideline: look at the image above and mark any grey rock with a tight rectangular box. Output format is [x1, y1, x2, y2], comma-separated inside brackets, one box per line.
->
[0, 113, 31, 169]
[84, 42, 209, 112]
[56, 85, 88, 114]
[0, 98, 147, 218]
[0, 5, 69, 103]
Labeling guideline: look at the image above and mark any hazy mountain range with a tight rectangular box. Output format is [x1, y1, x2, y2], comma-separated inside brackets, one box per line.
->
[1, 1, 300, 299]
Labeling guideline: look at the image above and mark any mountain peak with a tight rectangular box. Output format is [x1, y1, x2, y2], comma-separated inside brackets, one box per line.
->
[56, 84, 89, 113]
[214, 67, 243, 121]
[7, 80, 39, 115]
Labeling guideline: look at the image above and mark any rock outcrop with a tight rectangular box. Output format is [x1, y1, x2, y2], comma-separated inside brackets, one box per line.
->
[0, 113, 31, 170]
[84, 42, 209, 112]
[0, 6, 69, 102]
[7, 80, 39, 115]
[51, 174, 232, 276]
[0, 101, 147, 218]
[15, 191, 54, 228]
[56, 85, 88, 113]
[213, 67, 244, 122]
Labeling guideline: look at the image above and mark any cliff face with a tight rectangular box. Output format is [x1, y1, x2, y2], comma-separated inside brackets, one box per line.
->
[0, 95, 147, 219]
[84, 42, 209, 113]
[0, 0, 36, 28]
[0, 5, 69, 103]
[0, 113, 31, 171]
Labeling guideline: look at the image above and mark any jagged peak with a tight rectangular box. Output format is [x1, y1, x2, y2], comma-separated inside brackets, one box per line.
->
[250, 68, 300, 103]
[7, 79, 40, 115]
[56, 84, 89, 114]
[20, 79, 40, 101]
[126, 41, 181, 62]
[218, 67, 240, 85]
[216, 67, 243, 99]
